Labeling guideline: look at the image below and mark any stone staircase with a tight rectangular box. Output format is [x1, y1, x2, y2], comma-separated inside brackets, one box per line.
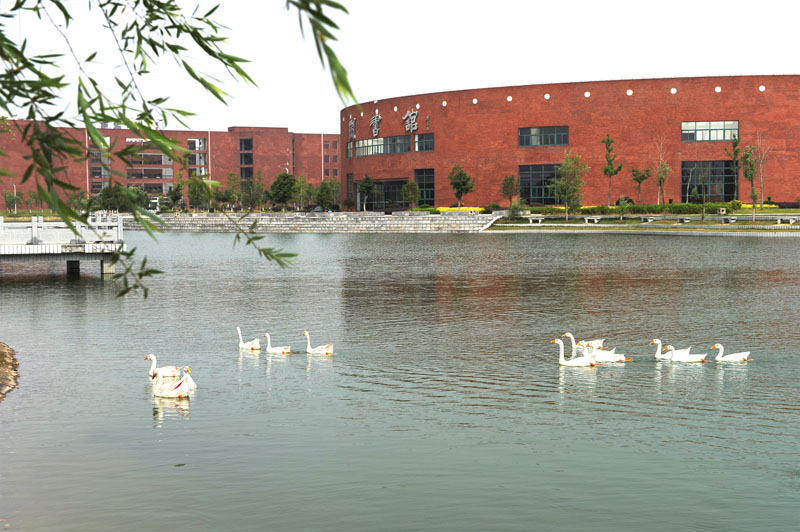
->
[123, 212, 498, 233]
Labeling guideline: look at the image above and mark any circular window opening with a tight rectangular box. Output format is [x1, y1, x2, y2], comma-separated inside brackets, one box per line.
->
[442, 101, 447, 107]
[670, 88, 677, 95]
[584, 91, 591, 98]
[544, 93, 551, 100]
[626, 89, 633, 96]
[759, 85, 766, 92]
[507, 95, 513, 102]
[472, 98, 478, 104]
[393, 106, 397, 112]
[415, 103, 420, 109]
[715, 86, 722, 93]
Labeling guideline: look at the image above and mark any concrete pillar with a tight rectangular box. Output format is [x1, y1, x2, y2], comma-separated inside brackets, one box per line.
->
[66, 260, 80, 276]
[101, 259, 115, 275]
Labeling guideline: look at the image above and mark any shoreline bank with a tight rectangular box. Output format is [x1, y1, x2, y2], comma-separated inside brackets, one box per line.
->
[0, 342, 19, 402]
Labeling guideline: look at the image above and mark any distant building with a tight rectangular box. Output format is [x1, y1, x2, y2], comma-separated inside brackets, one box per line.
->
[340, 75, 800, 209]
[0, 124, 339, 199]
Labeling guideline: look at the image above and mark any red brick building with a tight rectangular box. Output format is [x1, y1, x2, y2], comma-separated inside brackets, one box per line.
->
[0, 124, 339, 201]
[340, 75, 800, 209]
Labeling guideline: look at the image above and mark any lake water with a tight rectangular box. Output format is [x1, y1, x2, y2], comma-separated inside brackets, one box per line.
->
[1, 232, 798, 531]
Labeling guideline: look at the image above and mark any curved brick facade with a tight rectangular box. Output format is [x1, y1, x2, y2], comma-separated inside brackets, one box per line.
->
[340, 75, 800, 208]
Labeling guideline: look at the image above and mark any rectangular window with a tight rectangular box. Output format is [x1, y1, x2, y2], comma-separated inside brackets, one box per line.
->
[134, 153, 172, 165]
[324, 142, 330, 149]
[332, 141, 338, 149]
[240, 138, 253, 151]
[333, 155, 338, 163]
[414, 168, 435, 206]
[240, 153, 253, 165]
[519, 126, 569, 147]
[90, 181, 106, 193]
[240, 167, 253, 179]
[415, 133, 435, 152]
[333, 169, 338, 177]
[519, 164, 559, 205]
[188, 167, 208, 177]
[347, 173, 354, 201]
[127, 168, 174, 180]
[681, 121, 739, 142]
[351, 136, 411, 158]
[324, 169, 330, 177]
[188, 138, 207, 151]
[324, 154, 330, 163]
[681, 161, 736, 202]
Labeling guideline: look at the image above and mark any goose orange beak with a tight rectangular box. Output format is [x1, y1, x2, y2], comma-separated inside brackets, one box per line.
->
[625, 357, 633, 361]
[650, 340, 655, 345]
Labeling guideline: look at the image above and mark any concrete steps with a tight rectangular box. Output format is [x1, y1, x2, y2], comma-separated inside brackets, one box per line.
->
[123, 212, 498, 233]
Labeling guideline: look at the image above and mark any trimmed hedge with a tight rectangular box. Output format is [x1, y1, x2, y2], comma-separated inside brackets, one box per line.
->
[579, 201, 741, 215]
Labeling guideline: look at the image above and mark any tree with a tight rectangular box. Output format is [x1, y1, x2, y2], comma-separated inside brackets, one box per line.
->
[617, 196, 631, 221]
[401, 180, 420, 208]
[4, 190, 21, 212]
[240, 171, 266, 211]
[447, 165, 475, 207]
[500, 175, 518, 207]
[742, 145, 758, 221]
[271, 172, 296, 209]
[291, 175, 315, 210]
[315, 180, 336, 209]
[697, 171, 708, 221]
[630, 168, 651, 205]
[188, 177, 216, 210]
[549, 151, 588, 221]
[168, 179, 186, 211]
[601, 134, 623, 206]
[653, 136, 670, 209]
[358, 175, 375, 211]
[0, 1, 351, 295]
[755, 132, 771, 209]
[725, 135, 742, 201]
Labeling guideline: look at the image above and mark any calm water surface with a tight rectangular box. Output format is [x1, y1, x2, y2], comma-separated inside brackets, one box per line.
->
[0, 232, 798, 531]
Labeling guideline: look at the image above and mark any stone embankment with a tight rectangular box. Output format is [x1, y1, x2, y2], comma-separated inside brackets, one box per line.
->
[0, 342, 19, 403]
[123, 212, 499, 233]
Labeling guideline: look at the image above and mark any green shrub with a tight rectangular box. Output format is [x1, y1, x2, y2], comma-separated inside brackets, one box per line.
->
[487, 203, 501, 210]
[730, 200, 743, 210]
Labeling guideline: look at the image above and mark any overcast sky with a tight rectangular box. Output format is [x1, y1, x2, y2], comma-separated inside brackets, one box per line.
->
[14, 0, 799, 134]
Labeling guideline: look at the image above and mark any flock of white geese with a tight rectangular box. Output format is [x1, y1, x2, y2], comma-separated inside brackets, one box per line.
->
[554, 332, 753, 367]
[144, 327, 334, 398]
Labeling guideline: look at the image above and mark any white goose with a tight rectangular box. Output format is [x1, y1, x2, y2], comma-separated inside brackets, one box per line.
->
[562, 332, 605, 358]
[665, 345, 707, 363]
[153, 367, 194, 398]
[237, 327, 262, 351]
[650, 339, 673, 360]
[304, 330, 333, 355]
[264, 333, 291, 355]
[711, 343, 753, 362]
[144, 354, 181, 380]
[552, 338, 601, 367]
[591, 345, 632, 363]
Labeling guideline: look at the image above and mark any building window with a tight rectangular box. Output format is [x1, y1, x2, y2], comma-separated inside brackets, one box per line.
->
[415, 133, 434, 152]
[188, 167, 208, 177]
[350, 136, 410, 158]
[127, 168, 174, 180]
[188, 138, 207, 151]
[240, 138, 253, 151]
[519, 164, 559, 205]
[324, 154, 330, 163]
[519, 126, 568, 147]
[241, 167, 253, 179]
[90, 166, 110, 179]
[134, 153, 172, 165]
[347, 173, 354, 201]
[333, 155, 338, 163]
[681, 161, 736, 202]
[414, 168, 435, 206]
[324, 142, 330, 149]
[90, 181, 106, 193]
[332, 141, 338, 149]
[240, 153, 253, 165]
[188, 153, 207, 166]
[681, 121, 739, 142]
[324, 169, 330, 177]
[333, 169, 338, 177]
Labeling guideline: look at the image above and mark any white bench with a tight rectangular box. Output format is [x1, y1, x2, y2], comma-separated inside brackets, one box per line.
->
[584, 216, 600, 224]
[776, 217, 797, 225]
[678, 217, 692, 223]
[641, 216, 655, 223]
[527, 216, 545, 224]
[722, 217, 737, 223]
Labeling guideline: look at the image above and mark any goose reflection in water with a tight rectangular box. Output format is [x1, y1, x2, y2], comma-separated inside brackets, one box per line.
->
[237, 349, 262, 372]
[152, 396, 191, 428]
[305, 352, 333, 379]
[557, 365, 598, 400]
